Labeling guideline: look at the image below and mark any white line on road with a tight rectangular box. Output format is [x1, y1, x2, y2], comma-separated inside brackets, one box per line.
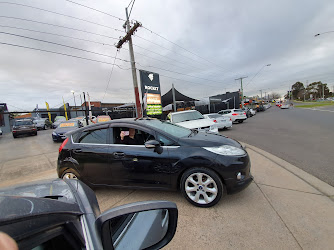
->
[302, 108, 334, 113]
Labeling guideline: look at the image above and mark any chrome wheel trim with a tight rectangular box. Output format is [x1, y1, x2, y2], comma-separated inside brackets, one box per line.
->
[63, 172, 78, 179]
[185, 172, 218, 205]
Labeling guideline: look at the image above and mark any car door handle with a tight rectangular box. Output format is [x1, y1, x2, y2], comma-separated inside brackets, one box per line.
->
[73, 149, 82, 153]
[113, 152, 125, 158]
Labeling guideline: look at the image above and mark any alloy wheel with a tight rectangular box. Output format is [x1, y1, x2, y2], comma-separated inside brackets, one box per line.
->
[185, 172, 218, 205]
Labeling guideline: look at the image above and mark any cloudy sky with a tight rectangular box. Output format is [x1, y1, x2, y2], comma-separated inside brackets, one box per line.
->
[0, 0, 333, 111]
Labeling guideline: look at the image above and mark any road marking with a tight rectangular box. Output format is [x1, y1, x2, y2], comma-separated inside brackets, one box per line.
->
[302, 108, 334, 113]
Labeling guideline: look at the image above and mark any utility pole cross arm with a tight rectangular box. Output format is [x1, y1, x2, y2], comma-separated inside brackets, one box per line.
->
[116, 21, 142, 49]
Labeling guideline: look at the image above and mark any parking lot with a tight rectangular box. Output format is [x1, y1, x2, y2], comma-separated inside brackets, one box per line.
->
[1, 128, 334, 249]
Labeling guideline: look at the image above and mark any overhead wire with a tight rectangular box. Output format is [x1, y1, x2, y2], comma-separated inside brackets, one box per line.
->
[0, 16, 120, 40]
[102, 50, 119, 102]
[1, 30, 226, 84]
[61, 0, 240, 76]
[0, 2, 125, 33]
[64, 0, 125, 21]
[0, 42, 131, 70]
[0, 31, 129, 62]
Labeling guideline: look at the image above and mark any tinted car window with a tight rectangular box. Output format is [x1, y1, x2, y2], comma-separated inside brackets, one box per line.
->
[156, 134, 176, 146]
[15, 120, 33, 126]
[113, 127, 155, 145]
[140, 120, 191, 138]
[78, 128, 108, 144]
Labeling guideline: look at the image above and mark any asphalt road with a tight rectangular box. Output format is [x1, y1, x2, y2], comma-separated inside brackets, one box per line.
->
[221, 105, 334, 186]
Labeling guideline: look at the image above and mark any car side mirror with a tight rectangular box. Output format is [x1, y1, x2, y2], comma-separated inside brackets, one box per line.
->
[145, 140, 163, 154]
[95, 201, 178, 250]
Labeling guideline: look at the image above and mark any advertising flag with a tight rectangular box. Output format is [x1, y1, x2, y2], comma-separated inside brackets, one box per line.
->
[45, 101, 52, 122]
[62, 97, 68, 120]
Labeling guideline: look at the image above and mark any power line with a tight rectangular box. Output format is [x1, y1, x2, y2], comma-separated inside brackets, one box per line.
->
[136, 62, 228, 84]
[64, 0, 125, 21]
[128, 0, 136, 19]
[0, 31, 129, 62]
[102, 50, 118, 102]
[0, 42, 131, 69]
[0, 23, 236, 81]
[0, 2, 125, 33]
[0, 16, 120, 40]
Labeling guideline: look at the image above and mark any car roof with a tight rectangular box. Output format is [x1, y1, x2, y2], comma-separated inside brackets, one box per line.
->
[171, 110, 199, 114]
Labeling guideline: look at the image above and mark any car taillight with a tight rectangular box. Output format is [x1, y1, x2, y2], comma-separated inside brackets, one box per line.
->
[59, 138, 69, 153]
[230, 118, 232, 121]
[213, 120, 217, 123]
[244, 112, 246, 115]
[232, 113, 238, 116]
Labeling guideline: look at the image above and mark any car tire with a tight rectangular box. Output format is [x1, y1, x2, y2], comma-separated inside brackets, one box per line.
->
[43, 125, 46, 130]
[238, 120, 244, 123]
[61, 169, 81, 180]
[13, 134, 17, 138]
[180, 167, 223, 208]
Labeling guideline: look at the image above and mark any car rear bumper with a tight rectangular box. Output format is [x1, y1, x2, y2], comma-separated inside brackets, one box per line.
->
[12, 130, 36, 135]
[52, 134, 66, 141]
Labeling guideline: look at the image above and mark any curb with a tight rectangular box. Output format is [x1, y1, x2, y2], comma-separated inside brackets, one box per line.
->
[242, 142, 334, 200]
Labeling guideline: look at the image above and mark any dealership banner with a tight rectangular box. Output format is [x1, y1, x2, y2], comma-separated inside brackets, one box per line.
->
[139, 70, 162, 116]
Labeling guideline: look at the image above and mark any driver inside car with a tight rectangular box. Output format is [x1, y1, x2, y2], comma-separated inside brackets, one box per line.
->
[120, 128, 140, 145]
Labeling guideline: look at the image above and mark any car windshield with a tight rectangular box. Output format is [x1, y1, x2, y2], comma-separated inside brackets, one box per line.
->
[140, 119, 191, 137]
[55, 117, 66, 121]
[172, 111, 204, 123]
[15, 120, 32, 126]
[59, 122, 77, 128]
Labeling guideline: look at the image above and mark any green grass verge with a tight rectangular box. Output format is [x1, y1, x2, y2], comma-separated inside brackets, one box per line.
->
[296, 102, 334, 108]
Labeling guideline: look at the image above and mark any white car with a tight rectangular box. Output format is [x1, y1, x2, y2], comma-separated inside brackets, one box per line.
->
[218, 109, 247, 123]
[249, 108, 256, 116]
[0, 128, 2, 135]
[280, 103, 290, 109]
[167, 110, 218, 133]
[71, 116, 96, 126]
[203, 113, 232, 130]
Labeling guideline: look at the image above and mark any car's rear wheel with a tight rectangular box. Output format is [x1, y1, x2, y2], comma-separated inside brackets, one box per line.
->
[238, 120, 244, 123]
[61, 169, 80, 180]
[43, 125, 46, 130]
[181, 168, 223, 208]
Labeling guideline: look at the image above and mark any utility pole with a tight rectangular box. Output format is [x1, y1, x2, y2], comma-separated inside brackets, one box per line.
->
[322, 83, 325, 99]
[116, 9, 142, 118]
[235, 76, 248, 108]
[264, 92, 267, 100]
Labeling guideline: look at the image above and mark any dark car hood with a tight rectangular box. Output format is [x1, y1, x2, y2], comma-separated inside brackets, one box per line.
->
[178, 131, 243, 148]
[54, 126, 78, 134]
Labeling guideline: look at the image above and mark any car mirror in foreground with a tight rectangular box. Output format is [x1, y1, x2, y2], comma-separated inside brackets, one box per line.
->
[95, 201, 178, 250]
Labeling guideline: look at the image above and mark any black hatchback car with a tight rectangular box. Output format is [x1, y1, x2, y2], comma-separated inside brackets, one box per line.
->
[58, 118, 253, 208]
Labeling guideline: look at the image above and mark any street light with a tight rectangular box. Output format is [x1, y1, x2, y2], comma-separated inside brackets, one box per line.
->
[71, 90, 78, 117]
[314, 31, 334, 37]
[244, 64, 271, 88]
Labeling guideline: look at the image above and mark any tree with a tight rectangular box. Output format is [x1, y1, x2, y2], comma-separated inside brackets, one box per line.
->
[271, 92, 281, 99]
[306, 81, 331, 99]
[291, 82, 305, 99]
